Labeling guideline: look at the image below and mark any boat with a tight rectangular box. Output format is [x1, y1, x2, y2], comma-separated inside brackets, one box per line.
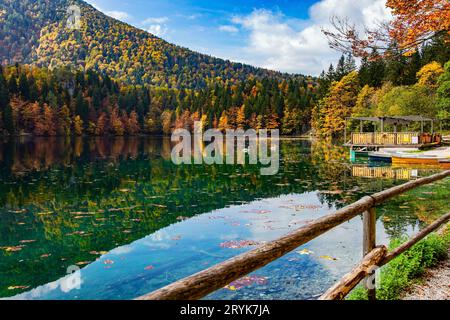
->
[439, 159, 450, 169]
[350, 149, 370, 162]
[368, 152, 392, 163]
[391, 154, 445, 165]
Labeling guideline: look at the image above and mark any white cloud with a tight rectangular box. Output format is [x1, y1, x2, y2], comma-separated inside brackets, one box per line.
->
[143, 16, 169, 24]
[85, 1, 132, 22]
[230, 0, 392, 75]
[219, 25, 239, 33]
[146, 24, 168, 37]
[142, 17, 170, 37]
[187, 14, 202, 20]
[105, 10, 131, 21]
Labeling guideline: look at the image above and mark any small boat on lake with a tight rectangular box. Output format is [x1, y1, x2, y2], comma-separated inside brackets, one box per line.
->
[391, 155, 447, 165]
[368, 152, 392, 163]
[439, 159, 450, 169]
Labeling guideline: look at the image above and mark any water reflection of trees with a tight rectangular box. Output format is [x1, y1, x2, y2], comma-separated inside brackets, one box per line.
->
[0, 137, 444, 297]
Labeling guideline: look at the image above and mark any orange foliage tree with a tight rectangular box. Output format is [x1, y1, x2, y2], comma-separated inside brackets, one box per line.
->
[323, 0, 450, 57]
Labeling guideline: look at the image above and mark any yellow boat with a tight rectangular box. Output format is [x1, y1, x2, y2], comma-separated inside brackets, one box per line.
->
[392, 155, 443, 165]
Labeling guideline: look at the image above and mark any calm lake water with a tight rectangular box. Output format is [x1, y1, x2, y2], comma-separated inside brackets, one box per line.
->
[0, 137, 448, 300]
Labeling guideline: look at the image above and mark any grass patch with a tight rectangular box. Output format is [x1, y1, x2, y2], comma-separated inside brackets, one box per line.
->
[347, 225, 450, 300]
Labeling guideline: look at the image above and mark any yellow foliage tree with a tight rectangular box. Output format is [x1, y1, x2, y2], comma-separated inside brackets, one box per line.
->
[236, 105, 246, 129]
[218, 111, 229, 132]
[416, 61, 444, 88]
[73, 115, 83, 136]
[319, 71, 360, 137]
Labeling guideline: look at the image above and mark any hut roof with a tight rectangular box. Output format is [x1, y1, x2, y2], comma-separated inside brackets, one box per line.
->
[349, 116, 435, 125]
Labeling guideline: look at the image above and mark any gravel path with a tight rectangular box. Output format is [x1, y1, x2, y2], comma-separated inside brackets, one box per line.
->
[402, 250, 450, 300]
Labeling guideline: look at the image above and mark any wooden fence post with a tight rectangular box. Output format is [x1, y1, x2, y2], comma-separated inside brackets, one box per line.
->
[363, 207, 377, 300]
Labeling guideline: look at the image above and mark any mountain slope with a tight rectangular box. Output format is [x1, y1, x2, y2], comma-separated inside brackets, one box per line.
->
[0, 0, 294, 88]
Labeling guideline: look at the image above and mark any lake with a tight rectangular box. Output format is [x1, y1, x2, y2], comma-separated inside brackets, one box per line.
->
[0, 137, 448, 300]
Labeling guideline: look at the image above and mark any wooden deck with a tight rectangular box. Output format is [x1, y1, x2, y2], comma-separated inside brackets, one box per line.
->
[346, 132, 420, 147]
[345, 132, 442, 149]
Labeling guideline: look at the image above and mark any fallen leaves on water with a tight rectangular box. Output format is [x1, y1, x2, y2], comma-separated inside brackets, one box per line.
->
[240, 209, 272, 214]
[151, 204, 168, 208]
[295, 205, 322, 211]
[8, 286, 30, 290]
[66, 231, 87, 236]
[9, 209, 27, 214]
[220, 240, 264, 249]
[19, 240, 36, 244]
[224, 275, 268, 291]
[319, 190, 343, 195]
[76, 261, 91, 266]
[297, 249, 314, 255]
[144, 265, 154, 271]
[89, 251, 108, 256]
[40, 253, 51, 258]
[103, 259, 114, 265]
[1, 245, 25, 252]
[171, 235, 182, 241]
[70, 211, 95, 216]
[319, 255, 338, 261]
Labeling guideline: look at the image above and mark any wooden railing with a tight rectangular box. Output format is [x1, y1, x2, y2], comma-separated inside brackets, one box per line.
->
[136, 170, 450, 301]
[351, 132, 420, 146]
[352, 166, 417, 180]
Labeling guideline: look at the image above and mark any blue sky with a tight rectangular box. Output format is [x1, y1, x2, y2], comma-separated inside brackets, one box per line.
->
[85, 0, 391, 76]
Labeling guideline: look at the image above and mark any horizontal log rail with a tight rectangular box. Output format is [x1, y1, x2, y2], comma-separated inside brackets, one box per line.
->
[137, 170, 450, 300]
[319, 246, 388, 300]
[320, 212, 450, 300]
[381, 212, 450, 265]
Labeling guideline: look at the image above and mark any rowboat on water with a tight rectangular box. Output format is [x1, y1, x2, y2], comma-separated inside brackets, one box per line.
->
[439, 159, 450, 169]
[368, 152, 392, 163]
[391, 154, 448, 165]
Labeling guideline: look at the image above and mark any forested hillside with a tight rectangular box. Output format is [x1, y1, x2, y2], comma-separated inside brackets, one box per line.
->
[0, 64, 316, 136]
[312, 36, 450, 137]
[0, 0, 297, 88]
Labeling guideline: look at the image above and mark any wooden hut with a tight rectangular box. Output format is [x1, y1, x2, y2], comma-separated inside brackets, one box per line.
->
[344, 116, 441, 149]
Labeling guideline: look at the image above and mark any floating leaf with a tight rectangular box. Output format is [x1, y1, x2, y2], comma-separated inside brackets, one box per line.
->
[40, 253, 51, 258]
[241, 209, 271, 214]
[151, 204, 168, 208]
[319, 255, 338, 261]
[320, 190, 343, 195]
[103, 259, 114, 265]
[297, 249, 314, 255]
[19, 240, 36, 244]
[8, 286, 30, 290]
[220, 240, 264, 249]
[224, 275, 268, 291]
[90, 251, 108, 255]
[1, 246, 24, 252]
[144, 265, 154, 271]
